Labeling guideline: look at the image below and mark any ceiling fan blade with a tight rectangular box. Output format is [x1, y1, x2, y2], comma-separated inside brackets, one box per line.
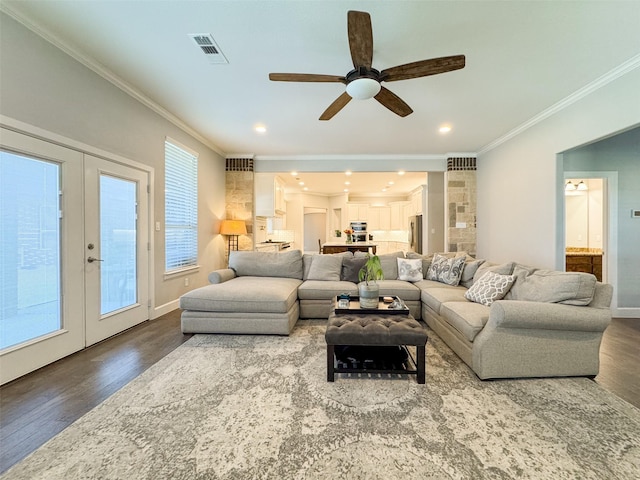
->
[374, 87, 413, 117]
[381, 55, 466, 82]
[269, 73, 346, 83]
[319, 92, 352, 120]
[347, 10, 373, 69]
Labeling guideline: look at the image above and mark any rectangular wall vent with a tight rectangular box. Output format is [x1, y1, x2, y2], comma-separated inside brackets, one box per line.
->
[447, 157, 477, 171]
[226, 157, 254, 172]
[188, 34, 228, 64]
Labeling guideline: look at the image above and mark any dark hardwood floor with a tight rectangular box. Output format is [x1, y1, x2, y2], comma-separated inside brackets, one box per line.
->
[1, 313, 638, 474]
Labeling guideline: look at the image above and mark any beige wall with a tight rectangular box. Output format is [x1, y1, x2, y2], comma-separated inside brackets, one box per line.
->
[0, 13, 227, 313]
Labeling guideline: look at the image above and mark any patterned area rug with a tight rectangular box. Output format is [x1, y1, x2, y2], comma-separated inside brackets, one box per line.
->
[3, 320, 639, 479]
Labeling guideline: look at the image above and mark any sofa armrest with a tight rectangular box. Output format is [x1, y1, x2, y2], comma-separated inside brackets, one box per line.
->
[489, 300, 611, 332]
[208, 268, 236, 284]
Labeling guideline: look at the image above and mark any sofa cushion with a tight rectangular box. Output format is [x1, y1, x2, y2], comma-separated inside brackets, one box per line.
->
[426, 254, 466, 286]
[229, 249, 303, 279]
[307, 254, 343, 281]
[297, 280, 358, 300]
[303, 252, 351, 280]
[179, 276, 301, 313]
[440, 301, 491, 342]
[397, 258, 423, 282]
[421, 286, 468, 314]
[374, 279, 422, 301]
[465, 271, 515, 306]
[378, 251, 405, 280]
[509, 268, 597, 306]
[473, 261, 515, 283]
[340, 256, 367, 282]
[459, 257, 486, 288]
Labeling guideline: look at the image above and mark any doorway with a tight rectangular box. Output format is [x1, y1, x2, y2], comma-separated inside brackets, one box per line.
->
[303, 210, 326, 254]
[0, 128, 151, 384]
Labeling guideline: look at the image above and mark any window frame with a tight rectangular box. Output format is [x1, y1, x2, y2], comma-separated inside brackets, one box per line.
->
[164, 137, 199, 274]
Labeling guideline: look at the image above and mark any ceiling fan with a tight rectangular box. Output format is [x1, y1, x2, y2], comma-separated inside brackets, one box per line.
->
[269, 10, 465, 120]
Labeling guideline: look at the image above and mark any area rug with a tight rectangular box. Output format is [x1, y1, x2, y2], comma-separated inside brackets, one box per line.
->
[2, 320, 639, 479]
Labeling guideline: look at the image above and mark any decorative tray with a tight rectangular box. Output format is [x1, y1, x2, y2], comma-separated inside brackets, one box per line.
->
[334, 295, 409, 315]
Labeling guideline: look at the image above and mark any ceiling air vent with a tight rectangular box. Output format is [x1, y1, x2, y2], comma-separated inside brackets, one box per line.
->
[188, 33, 229, 64]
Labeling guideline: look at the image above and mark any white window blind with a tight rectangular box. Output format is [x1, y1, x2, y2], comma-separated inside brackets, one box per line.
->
[165, 139, 198, 272]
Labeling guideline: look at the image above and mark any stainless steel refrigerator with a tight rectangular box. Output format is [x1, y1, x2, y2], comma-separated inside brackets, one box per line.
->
[409, 215, 423, 254]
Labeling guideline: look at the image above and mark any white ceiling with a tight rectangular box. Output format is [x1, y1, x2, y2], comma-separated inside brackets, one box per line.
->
[2, 1, 639, 195]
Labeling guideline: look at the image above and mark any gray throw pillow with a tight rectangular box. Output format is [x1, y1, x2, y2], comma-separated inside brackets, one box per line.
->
[405, 252, 434, 278]
[341, 256, 367, 282]
[460, 257, 486, 288]
[307, 255, 344, 281]
[378, 251, 405, 280]
[465, 271, 516, 306]
[426, 254, 466, 286]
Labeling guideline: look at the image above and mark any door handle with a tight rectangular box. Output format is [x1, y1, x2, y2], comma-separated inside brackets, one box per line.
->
[87, 256, 104, 263]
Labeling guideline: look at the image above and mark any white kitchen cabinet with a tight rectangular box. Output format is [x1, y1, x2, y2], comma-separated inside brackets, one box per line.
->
[389, 202, 408, 230]
[368, 206, 390, 230]
[346, 203, 369, 222]
[410, 189, 423, 215]
[255, 173, 286, 217]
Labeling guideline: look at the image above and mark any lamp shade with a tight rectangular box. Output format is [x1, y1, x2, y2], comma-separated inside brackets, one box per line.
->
[219, 219, 247, 235]
[346, 78, 381, 100]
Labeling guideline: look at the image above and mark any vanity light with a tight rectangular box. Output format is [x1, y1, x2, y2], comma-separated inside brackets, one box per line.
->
[577, 181, 588, 191]
[565, 181, 577, 192]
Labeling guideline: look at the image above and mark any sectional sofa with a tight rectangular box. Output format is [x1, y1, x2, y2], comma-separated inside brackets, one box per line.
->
[179, 249, 613, 379]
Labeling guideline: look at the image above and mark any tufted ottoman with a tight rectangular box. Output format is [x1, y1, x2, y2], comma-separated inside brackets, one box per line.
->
[325, 306, 428, 384]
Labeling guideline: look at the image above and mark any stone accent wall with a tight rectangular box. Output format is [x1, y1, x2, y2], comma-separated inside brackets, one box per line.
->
[225, 165, 254, 254]
[446, 169, 477, 255]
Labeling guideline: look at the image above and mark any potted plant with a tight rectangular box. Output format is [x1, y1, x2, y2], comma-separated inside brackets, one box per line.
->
[358, 254, 384, 308]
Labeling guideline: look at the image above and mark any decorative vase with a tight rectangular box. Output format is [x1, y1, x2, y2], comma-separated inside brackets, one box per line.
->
[359, 283, 379, 309]
[346, 234, 353, 244]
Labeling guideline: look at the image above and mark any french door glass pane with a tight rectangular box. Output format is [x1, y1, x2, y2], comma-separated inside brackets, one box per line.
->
[100, 175, 137, 315]
[0, 151, 61, 350]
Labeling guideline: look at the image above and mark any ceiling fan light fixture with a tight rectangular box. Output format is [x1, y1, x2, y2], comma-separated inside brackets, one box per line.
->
[346, 78, 381, 99]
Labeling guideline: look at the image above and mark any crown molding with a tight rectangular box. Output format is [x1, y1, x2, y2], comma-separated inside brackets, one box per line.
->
[1, 3, 226, 157]
[254, 154, 446, 162]
[478, 54, 640, 155]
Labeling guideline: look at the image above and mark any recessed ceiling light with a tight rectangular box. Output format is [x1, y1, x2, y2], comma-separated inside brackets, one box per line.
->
[344, 181, 350, 185]
[398, 170, 405, 176]
[344, 188, 349, 192]
[291, 171, 297, 176]
[254, 125, 267, 133]
[299, 181, 304, 186]
[439, 125, 452, 134]
[345, 170, 352, 176]
[382, 188, 387, 192]
[388, 181, 394, 185]
[303, 187, 308, 191]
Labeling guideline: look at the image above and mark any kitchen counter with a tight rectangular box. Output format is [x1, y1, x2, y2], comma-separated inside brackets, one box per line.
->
[322, 242, 377, 254]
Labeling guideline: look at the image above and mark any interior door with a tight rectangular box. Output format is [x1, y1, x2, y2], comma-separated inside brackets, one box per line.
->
[84, 155, 150, 346]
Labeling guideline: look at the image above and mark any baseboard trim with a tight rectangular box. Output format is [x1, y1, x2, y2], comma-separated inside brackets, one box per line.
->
[152, 299, 180, 319]
[612, 307, 640, 319]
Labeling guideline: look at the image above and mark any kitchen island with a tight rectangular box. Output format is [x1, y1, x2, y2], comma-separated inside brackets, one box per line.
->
[322, 242, 377, 255]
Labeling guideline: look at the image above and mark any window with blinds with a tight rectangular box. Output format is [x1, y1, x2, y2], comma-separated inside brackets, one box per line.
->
[164, 139, 198, 272]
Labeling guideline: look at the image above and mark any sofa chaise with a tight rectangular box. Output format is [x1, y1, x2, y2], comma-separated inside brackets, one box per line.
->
[179, 249, 613, 379]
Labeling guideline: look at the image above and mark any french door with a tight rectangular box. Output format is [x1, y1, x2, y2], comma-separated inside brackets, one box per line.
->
[0, 128, 150, 384]
[84, 155, 149, 346]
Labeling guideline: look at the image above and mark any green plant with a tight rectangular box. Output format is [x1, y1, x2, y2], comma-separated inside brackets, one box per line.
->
[358, 254, 384, 285]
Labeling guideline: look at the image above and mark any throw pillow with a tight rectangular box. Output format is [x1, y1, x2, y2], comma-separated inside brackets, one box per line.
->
[397, 258, 423, 282]
[341, 256, 368, 283]
[378, 251, 405, 280]
[307, 255, 343, 281]
[465, 271, 516, 306]
[459, 257, 486, 288]
[426, 254, 466, 286]
[405, 252, 434, 278]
